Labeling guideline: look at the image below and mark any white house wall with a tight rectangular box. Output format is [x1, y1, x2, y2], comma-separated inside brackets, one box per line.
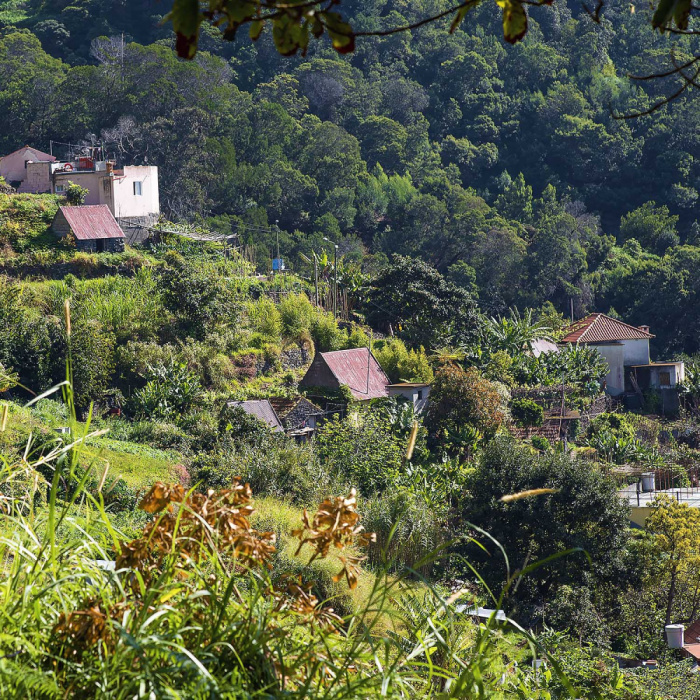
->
[592, 344, 625, 395]
[620, 339, 651, 366]
[112, 166, 159, 219]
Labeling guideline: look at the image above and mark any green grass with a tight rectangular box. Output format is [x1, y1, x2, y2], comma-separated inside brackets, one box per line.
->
[81, 439, 179, 489]
[0, 193, 61, 251]
[0, 400, 182, 491]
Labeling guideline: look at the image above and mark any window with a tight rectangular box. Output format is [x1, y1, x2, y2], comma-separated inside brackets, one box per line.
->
[133, 181, 143, 196]
[659, 371, 671, 387]
[417, 390, 423, 400]
[55, 185, 65, 193]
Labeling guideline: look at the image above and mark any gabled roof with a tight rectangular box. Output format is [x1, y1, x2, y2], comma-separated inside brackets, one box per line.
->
[227, 400, 284, 432]
[561, 313, 654, 344]
[56, 205, 125, 241]
[320, 348, 390, 400]
[1, 145, 55, 162]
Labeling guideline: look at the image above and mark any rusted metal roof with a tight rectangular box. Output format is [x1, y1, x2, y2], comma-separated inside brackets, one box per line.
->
[684, 620, 700, 647]
[321, 348, 390, 400]
[269, 397, 297, 417]
[561, 313, 654, 343]
[269, 396, 321, 418]
[58, 205, 125, 241]
[1, 145, 56, 162]
[227, 400, 284, 432]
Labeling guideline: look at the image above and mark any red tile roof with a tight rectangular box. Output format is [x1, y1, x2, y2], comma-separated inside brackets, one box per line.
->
[561, 313, 654, 343]
[321, 348, 390, 400]
[58, 205, 124, 241]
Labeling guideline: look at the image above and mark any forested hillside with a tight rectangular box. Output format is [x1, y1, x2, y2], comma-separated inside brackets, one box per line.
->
[1, 0, 700, 352]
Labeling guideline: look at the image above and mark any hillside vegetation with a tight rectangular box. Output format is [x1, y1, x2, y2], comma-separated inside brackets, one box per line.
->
[0, 0, 699, 352]
[2, 1, 700, 697]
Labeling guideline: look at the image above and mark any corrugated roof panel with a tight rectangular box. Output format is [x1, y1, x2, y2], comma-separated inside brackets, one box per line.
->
[228, 400, 284, 432]
[321, 348, 390, 400]
[59, 205, 125, 241]
[561, 313, 654, 343]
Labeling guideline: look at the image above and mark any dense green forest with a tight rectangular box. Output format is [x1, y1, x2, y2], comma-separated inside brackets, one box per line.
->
[1, 0, 700, 354]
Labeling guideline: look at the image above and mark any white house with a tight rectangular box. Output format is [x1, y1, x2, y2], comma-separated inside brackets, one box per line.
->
[0, 145, 159, 230]
[561, 313, 684, 396]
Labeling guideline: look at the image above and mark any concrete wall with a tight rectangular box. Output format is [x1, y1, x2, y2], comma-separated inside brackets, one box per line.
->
[112, 167, 160, 219]
[621, 339, 650, 365]
[593, 344, 625, 395]
[647, 365, 682, 389]
[387, 385, 431, 406]
[53, 171, 106, 205]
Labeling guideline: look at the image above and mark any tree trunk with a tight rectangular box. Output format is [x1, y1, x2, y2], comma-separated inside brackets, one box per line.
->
[666, 567, 678, 630]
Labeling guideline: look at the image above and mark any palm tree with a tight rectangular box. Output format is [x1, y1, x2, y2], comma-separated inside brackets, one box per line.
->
[484, 308, 555, 357]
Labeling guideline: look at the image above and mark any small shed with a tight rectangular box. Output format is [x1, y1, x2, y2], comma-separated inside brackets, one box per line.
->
[387, 383, 431, 413]
[299, 348, 390, 401]
[52, 205, 125, 252]
[226, 399, 284, 432]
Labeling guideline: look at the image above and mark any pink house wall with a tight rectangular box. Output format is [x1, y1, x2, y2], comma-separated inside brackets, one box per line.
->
[0, 147, 55, 186]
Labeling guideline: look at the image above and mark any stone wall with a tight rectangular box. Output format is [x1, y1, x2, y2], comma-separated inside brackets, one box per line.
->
[283, 398, 321, 430]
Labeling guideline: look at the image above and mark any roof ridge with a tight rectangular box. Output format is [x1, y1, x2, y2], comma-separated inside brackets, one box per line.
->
[1, 145, 55, 160]
[586, 313, 653, 339]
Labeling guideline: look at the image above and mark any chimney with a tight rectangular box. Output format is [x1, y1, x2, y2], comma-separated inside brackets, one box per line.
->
[640, 325, 650, 334]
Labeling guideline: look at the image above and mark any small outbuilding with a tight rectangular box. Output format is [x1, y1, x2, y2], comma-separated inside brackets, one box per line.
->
[387, 382, 431, 413]
[52, 205, 125, 252]
[226, 399, 284, 433]
[299, 348, 391, 401]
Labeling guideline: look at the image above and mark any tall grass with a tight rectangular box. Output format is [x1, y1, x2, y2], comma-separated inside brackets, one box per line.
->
[42, 268, 164, 342]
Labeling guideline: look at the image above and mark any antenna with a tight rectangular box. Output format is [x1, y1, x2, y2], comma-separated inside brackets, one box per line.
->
[366, 344, 371, 395]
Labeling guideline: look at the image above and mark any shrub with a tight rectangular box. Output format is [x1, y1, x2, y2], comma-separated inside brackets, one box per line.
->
[314, 411, 403, 496]
[51, 318, 116, 411]
[510, 398, 544, 432]
[363, 489, 446, 575]
[345, 324, 371, 349]
[64, 181, 88, 206]
[131, 360, 202, 422]
[426, 365, 505, 445]
[373, 338, 433, 383]
[531, 435, 551, 452]
[310, 312, 346, 351]
[247, 296, 282, 340]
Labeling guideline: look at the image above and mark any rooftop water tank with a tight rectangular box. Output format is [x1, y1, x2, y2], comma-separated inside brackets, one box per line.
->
[642, 472, 656, 493]
[666, 623, 684, 648]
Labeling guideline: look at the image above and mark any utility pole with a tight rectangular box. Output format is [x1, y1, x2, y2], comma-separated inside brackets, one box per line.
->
[323, 237, 339, 319]
[275, 219, 280, 276]
[313, 252, 319, 308]
[366, 342, 371, 396]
